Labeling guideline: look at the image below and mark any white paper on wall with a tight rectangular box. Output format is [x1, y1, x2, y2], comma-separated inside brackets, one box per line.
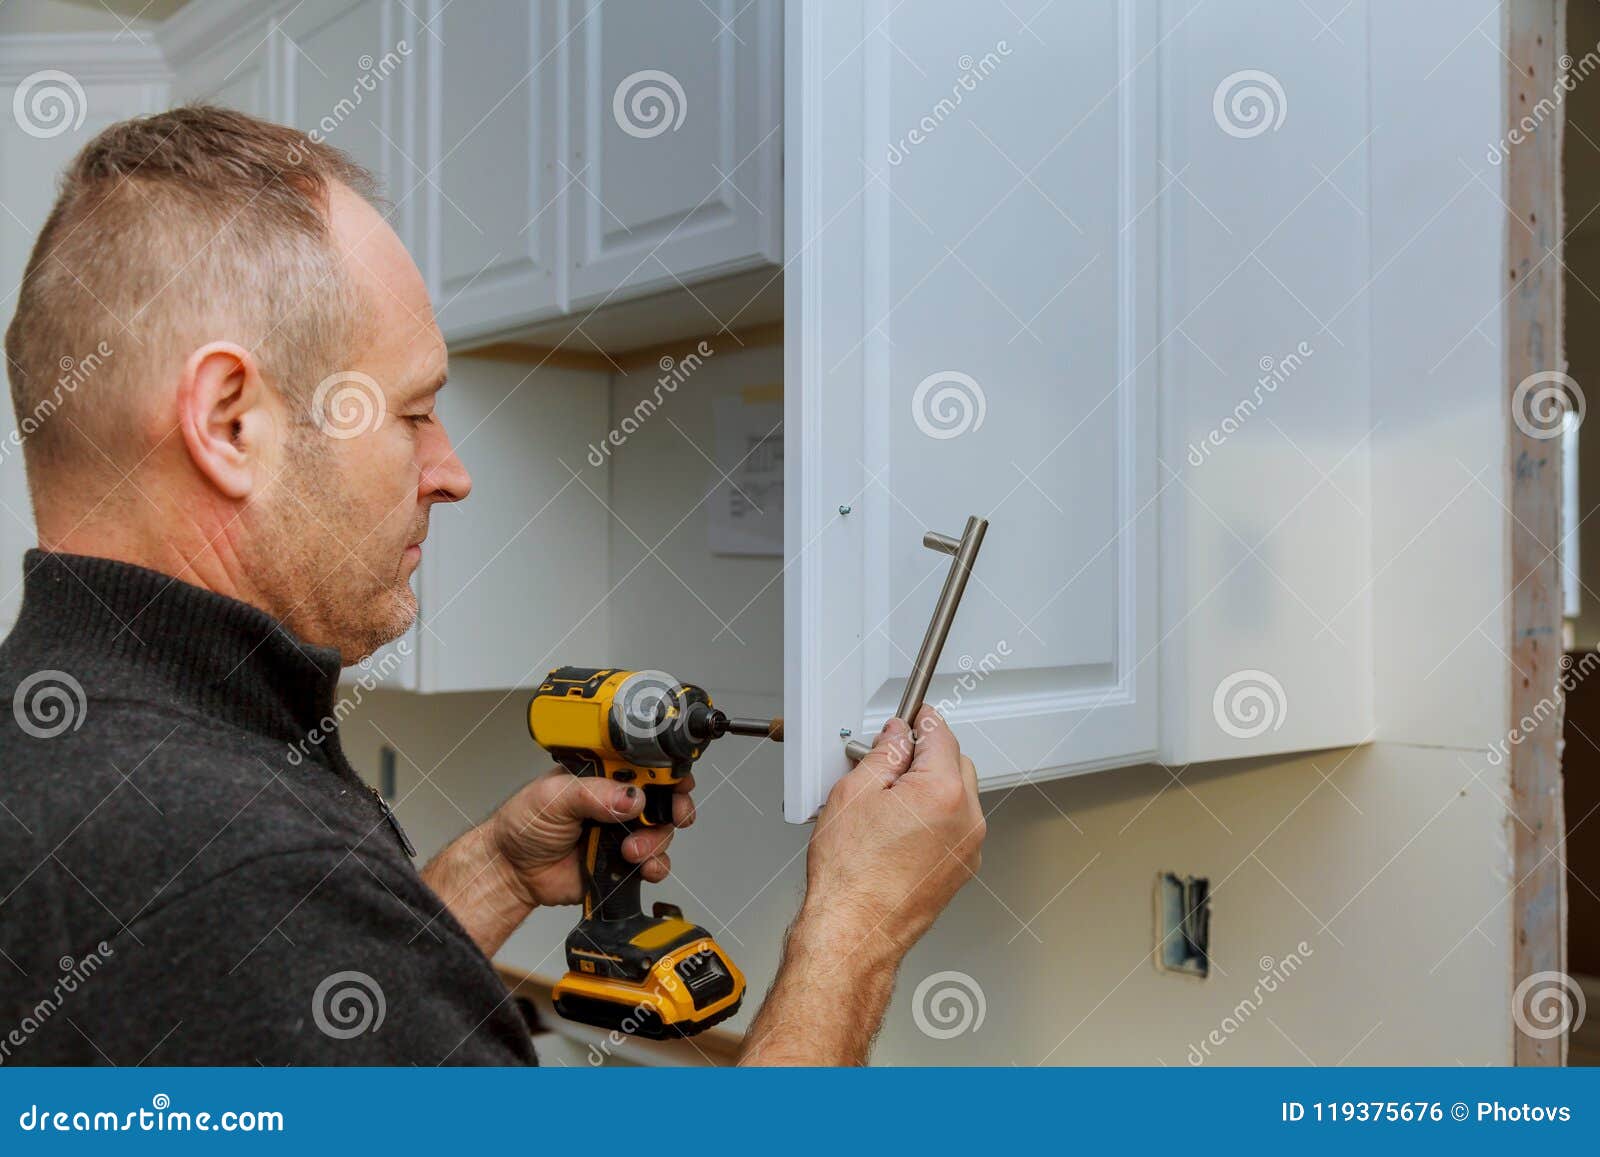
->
[709, 390, 783, 556]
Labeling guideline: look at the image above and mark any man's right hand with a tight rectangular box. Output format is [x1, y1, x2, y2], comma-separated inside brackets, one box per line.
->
[739, 707, 985, 1065]
[804, 708, 984, 955]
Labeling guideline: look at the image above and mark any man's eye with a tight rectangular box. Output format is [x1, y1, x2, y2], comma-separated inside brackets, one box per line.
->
[405, 413, 434, 426]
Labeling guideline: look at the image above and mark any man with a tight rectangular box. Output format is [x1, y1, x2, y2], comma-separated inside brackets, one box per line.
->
[0, 107, 985, 1065]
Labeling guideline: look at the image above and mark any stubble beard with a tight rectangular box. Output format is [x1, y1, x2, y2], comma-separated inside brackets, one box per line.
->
[254, 435, 419, 666]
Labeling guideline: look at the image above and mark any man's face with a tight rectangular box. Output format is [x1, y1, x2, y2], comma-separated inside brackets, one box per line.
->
[251, 183, 470, 664]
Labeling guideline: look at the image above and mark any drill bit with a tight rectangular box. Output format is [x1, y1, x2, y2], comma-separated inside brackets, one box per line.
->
[722, 716, 784, 741]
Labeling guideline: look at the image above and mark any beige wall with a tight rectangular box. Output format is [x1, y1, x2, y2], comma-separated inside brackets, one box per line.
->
[337, 344, 1515, 1065]
[341, 690, 1512, 1065]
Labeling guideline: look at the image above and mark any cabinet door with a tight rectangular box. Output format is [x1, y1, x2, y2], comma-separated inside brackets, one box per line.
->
[783, 1, 1158, 820]
[277, 0, 413, 201]
[565, 0, 781, 308]
[416, 0, 563, 344]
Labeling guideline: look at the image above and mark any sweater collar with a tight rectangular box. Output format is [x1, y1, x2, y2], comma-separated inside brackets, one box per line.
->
[10, 549, 345, 748]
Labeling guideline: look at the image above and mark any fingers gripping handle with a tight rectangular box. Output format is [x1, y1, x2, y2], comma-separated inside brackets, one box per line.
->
[579, 785, 675, 922]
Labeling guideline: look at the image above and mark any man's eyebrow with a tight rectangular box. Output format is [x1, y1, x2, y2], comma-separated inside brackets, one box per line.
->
[412, 370, 447, 399]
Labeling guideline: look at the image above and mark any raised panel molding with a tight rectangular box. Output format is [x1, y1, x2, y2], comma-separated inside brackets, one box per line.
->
[156, 0, 265, 65]
[168, 22, 272, 114]
[567, 0, 781, 307]
[572, 0, 740, 252]
[275, 1, 412, 197]
[419, 0, 561, 343]
[158, 0, 272, 113]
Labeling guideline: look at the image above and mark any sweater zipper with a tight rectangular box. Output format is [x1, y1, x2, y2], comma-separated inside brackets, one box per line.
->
[368, 784, 418, 859]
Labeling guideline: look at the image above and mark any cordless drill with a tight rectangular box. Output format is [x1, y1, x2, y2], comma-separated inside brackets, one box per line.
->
[526, 666, 780, 1038]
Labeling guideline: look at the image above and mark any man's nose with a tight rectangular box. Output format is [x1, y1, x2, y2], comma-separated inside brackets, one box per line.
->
[421, 432, 472, 503]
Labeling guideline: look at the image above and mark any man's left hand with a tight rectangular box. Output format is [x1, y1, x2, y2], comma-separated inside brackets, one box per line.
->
[489, 769, 695, 908]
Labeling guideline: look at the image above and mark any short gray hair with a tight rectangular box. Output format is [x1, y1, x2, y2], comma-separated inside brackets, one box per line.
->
[3, 104, 381, 490]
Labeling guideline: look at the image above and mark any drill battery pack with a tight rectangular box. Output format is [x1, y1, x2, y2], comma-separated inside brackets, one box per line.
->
[552, 905, 744, 1038]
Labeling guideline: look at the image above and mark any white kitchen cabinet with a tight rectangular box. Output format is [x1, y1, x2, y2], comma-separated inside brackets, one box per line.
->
[782, 0, 1159, 821]
[276, 0, 413, 221]
[564, 0, 782, 309]
[163, 0, 781, 344]
[781, 0, 1379, 820]
[168, 0, 425, 270]
[414, 0, 563, 343]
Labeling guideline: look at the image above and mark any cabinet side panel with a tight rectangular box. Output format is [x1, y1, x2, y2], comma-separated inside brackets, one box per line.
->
[1159, 0, 1376, 763]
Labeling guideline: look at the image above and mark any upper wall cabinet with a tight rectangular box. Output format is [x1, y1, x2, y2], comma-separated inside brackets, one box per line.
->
[784, 1, 1159, 820]
[414, 0, 562, 343]
[167, 0, 781, 345]
[276, 1, 419, 251]
[565, 0, 782, 310]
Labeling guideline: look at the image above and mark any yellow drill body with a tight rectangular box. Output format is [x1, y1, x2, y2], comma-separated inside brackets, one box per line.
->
[527, 666, 746, 1038]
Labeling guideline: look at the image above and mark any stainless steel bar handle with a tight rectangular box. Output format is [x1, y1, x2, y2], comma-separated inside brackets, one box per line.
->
[843, 514, 989, 762]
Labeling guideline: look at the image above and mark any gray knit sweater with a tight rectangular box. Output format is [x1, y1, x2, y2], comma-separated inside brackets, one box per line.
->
[0, 550, 533, 1065]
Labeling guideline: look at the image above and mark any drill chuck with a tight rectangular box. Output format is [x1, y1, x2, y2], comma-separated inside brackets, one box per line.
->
[685, 702, 727, 744]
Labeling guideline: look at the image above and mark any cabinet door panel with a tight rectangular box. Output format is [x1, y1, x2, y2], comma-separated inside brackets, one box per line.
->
[421, 0, 562, 342]
[279, 1, 408, 196]
[566, 0, 780, 306]
[784, 0, 1158, 820]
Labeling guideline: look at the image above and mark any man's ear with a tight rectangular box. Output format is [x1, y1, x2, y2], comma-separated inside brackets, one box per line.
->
[176, 342, 279, 500]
